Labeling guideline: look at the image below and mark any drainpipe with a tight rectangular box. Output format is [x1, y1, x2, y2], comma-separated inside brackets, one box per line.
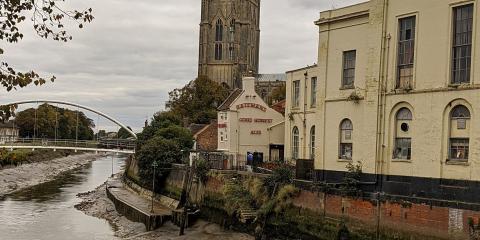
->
[303, 71, 308, 159]
[375, 0, 390, 191]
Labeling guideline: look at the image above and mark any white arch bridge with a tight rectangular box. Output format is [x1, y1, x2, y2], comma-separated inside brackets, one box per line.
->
[0, 100, 137, 155]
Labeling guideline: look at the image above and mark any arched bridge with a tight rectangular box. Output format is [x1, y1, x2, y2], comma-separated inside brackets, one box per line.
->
[0, 100, 137, 154]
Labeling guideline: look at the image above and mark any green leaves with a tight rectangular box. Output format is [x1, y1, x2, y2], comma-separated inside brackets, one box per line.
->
[1, 0, 94, 92]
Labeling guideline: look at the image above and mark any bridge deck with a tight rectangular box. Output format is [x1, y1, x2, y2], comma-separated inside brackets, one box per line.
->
[0, 145, 135, 154]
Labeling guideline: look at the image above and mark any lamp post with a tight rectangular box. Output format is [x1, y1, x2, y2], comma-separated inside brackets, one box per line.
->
[151, 161, 158, 213]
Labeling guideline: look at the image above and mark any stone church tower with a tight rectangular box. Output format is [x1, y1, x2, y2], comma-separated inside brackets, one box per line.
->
[198, 0, 260, 89]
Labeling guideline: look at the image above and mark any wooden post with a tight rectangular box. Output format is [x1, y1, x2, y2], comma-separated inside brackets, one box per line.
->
[179, 165, 192, 235]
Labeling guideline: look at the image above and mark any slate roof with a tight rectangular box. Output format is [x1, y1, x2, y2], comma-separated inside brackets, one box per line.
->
[218, 88, 243, 111]
[256, 74, 287, 82]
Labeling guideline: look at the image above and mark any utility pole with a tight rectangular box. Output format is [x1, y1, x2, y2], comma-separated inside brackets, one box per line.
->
[151, 161, 158, 213]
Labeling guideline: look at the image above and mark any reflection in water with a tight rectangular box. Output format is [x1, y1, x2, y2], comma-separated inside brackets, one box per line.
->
[0, 154, 126, 240]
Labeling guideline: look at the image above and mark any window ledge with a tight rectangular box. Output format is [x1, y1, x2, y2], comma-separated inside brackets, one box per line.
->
[445, 160, 470, 166]
[340, 87, 355, 90]
[338, 159, 353, 162]
[391, 159, 412, 163]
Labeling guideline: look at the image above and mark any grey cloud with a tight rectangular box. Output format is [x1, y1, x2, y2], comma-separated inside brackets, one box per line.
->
[1, 0, 364, 132]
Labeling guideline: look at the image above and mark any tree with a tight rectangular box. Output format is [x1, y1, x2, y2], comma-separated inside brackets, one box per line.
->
[0, 1, 93, 122]
[270, 85, 286, 104]
[14, 103, 95, 140]
[134, 111, 194, 190]
[1, 0, 93, 92]
[117, 126, 133, 139]
[166, 75, 229, 124]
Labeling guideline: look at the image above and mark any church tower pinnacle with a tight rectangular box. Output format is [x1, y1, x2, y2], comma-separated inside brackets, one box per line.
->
[198, 0, 260, 89]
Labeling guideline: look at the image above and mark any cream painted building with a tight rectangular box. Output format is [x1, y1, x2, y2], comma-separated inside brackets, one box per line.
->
[290, 0, 480, 202]
[217, 76, 285, 166]
[0, 122, 19, 143]
[284, 65, 319, 162]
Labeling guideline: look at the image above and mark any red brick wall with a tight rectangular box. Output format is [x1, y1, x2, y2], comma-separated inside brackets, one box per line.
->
[199, 174, 480, 239]
[195, 122, 218, 151]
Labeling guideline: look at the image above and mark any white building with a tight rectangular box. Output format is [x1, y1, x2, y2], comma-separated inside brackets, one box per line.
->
[0, 122, 19, 143]
[217, 76, 285, 166]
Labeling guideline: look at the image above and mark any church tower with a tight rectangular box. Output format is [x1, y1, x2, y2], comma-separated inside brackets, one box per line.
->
[198, 0, 260, 89]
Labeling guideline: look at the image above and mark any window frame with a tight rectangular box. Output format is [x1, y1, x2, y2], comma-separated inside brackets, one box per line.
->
[310, 126, 315, 160]
[448, 105, 471, 162]
[292, 80, 300, 108]
[310, 77, 317, 107]
[339, 119, 353, 160]
[450, 3, 474, 85]
[341, 50, 356, 89]
[396, 15, 417, 89]
[393, 107, 413, 160]
[292, 127, 300, 160]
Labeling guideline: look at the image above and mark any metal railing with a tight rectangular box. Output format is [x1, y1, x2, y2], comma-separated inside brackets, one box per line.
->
[0, 138, 136, 152]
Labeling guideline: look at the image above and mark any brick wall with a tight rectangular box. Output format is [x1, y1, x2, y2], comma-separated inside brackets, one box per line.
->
[195, 121, 218, 151]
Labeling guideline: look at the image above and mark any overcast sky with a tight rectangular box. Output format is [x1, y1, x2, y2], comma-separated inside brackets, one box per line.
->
[1, 0, 363, 132]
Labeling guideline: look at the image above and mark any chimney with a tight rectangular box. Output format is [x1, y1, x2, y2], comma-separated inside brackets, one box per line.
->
[242, 76, 256, 93]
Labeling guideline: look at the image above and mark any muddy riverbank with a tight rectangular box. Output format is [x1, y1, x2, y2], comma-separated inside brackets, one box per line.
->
[0, 152, 101, 197]
[76, 181, 254, 240]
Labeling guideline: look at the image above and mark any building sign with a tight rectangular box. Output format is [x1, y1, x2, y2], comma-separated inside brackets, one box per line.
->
[251, 130, 262, 135]
[218, 123, 227, 128]
[236, 103, 267, 112]
[239, 118, 253, 122]
[254, 119, 273, 123]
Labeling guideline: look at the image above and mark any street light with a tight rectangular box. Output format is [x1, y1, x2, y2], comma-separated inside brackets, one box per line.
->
[151, 161, 158, 213]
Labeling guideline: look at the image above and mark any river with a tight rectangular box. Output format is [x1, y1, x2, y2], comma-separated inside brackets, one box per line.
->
[0, 154, 126, 240]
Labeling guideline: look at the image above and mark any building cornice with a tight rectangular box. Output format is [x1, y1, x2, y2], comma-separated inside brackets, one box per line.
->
[315, 10, 369, 25]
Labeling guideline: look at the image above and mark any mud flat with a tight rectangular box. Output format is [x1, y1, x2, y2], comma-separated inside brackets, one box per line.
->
[0, 153, 101, 197]
[76, 182, 254, 240]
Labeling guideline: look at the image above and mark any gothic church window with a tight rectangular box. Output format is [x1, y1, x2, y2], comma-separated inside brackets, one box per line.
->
[449, 105, 471, 161]
[215, 19, 223, 41]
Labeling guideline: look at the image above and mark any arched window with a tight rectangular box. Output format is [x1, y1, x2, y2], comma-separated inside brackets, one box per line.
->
[292, 127, 299, 160]
[310, 126, 315, 159]
[215, 43, 223, 60]
[229, 19, 235, 41]
[449, 105, 471, 161]
[339, 119, 353, 160]
[393, 108, 412, 160]
[215, 19, 223, 42]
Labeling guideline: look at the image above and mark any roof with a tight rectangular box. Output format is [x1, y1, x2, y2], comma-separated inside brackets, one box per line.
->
[189, 123, 208, 136]
[271, 99, 286, 115]
[218, 88, 243, 111]
[286, 64, 318, 73]
[256, 74, 287, 82]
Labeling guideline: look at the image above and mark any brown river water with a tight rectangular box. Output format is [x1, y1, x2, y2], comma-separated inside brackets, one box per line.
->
[0, 155, 126, 240]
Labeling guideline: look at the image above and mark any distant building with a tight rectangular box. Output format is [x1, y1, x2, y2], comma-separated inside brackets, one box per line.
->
[255, 74, 286, 104]
[198, 0, 260, 89]
[284, 65, 318, 163]
[217, 76, 285, 166]
[0, 121, 19, 143]
[190, 122, 218, 152]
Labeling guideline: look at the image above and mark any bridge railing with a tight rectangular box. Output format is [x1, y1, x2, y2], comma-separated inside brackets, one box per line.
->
[0, 138, 136, 150]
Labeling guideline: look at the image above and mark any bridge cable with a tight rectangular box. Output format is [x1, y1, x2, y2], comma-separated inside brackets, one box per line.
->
[34, 101, 38, 140]
[54, 104, 58, 146]
[75, 107, 79, 147]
